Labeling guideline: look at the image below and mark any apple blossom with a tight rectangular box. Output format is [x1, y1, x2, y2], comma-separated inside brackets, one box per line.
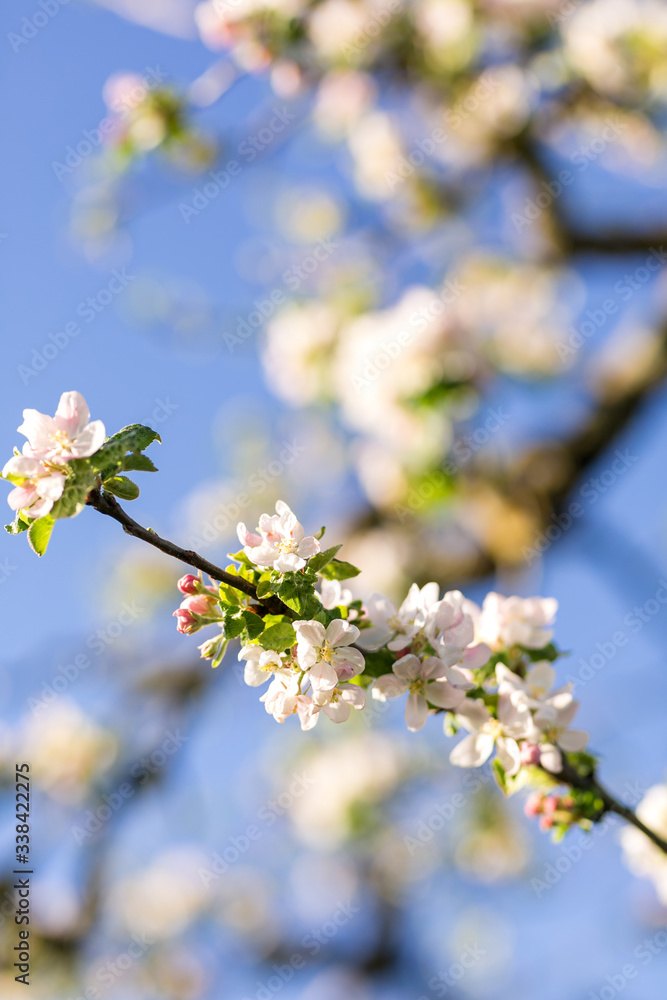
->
[2, 456, 66, 520]
[496, 660, 569, 709]
[449, 695, 533, 775]
[18, 391, 106, 463]
[293, 619, 365, 697]
[473, 592, 558, 650]
[318, 578, 353, 610]
[314, 682, 366, 723]
[372, 653, 466, 731]
[238, 644, 287, 686]
[425, 589, 491, 673]
[530, 694, 589, 773]
[177, 574, 200, 595]
[237, 500, 320, 572]
[357, 582, 438, 651]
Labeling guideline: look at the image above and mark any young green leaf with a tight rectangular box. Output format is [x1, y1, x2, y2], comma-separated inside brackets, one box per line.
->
[318, 558, 361, 581]
[260, 621, 296, 651]
[104, 476, 140, 501]
[27, 515, 55, 557]
[123, 453, 159, 473]
[308, 545, 342, 574]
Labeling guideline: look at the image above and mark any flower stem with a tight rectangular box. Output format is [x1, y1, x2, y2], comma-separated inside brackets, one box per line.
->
[86, 488, 293, 618]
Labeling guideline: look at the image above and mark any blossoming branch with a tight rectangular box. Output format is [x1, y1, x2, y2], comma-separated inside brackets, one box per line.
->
[3, 392, 667, 899]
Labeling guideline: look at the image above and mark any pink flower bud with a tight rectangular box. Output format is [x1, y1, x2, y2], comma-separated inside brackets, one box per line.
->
[181, 594, 216, 615]
[542, 796, 558, 816]
[524, 792, 543, 817]
[520, 743, 542, 766]
[560, 796, 574, 810]
[178, 574, 200, 595]
[173, 609, 198, 635]
[539, 815, 554, 831]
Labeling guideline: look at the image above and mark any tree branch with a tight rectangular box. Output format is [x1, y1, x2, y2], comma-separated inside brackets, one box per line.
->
[545, 757, 667, 855]
[85, 488, 293, 618]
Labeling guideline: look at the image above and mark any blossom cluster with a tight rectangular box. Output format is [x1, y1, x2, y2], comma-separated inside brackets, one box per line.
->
[2, 391, 161, 555]
[171, 498, 596, 839]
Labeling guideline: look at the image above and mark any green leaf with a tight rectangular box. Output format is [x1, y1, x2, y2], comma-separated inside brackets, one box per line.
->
[319, 558, 361, 581]
[308, 545, 342, 574]
[218, 583, 241, 607]
[222, 614, 246, 640]
[211, 638, 228, 669]
[27, 515, 55, 557]
[314, 525, 326, 540]
[5, 511, 31, 535]
[241, 610, 265, 641]
[276, 574, 321, 618]
[123, 453, 158, 473]
[106, 423, 162, 452]
[256, 577, 274, 600]
[104, 476, 140, 501]
[259, 621, 296, 651]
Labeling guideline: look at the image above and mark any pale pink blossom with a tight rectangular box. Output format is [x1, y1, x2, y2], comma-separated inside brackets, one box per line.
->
[293, 619, 365, 697]
[425, 589, 491, 673]
[2, 455, 65, 520]
[372, 654, 466, 732]
[313, 682, 366, 723]
[530, 693, 589, 773]
[177, 574, 200, 595]
[357, 582, 439, 651]
[237, 500, 320, 573]
[473, 593, 558, 650]
[496, 660, 571, 709]
[449, 695, 533, 775]
[260, 673, 315, 728]
[318, 578, 353, 611]
[18, 391, 106, 463]
[238, 644, 286, 686]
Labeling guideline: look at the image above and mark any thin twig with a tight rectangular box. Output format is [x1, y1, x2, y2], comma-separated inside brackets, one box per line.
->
[86, 488, 293, 618]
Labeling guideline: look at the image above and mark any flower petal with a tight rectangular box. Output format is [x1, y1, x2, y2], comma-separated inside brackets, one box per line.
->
[450, 732, 494, 768]
[405, 692, 428, 732]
